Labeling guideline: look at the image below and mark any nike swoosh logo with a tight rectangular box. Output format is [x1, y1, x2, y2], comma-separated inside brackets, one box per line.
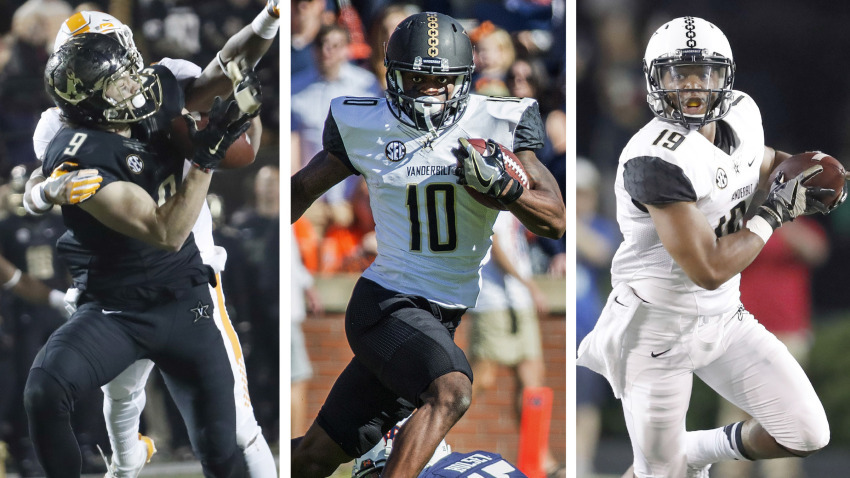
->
[471, 156, 493, 188]
[748, 154, 757, 167]
[613, 296, 626, 306]
[102, 309, 122, 315]
[651, 348, 672, 358]
[208, 136, 226, 155]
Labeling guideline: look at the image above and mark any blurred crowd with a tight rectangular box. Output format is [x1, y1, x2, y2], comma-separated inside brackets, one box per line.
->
[0, 0, 280, 475]
[291, 0, 567, 279]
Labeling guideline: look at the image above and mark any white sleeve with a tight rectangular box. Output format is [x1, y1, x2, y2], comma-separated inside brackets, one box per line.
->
[33, 108, 63, 162]
[157, 57, 203, 82]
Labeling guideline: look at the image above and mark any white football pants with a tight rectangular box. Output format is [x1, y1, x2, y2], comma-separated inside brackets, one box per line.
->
[617, 292, 829, 478]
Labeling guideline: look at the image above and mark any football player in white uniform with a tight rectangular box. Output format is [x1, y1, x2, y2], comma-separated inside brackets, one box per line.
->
[23, 7, 279, 478]
[291, 11, 564, 478]
[577, 17, 843, 478]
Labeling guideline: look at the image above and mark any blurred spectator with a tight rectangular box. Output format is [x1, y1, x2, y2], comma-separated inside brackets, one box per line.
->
[291, 0, 327, 76]
[318, 177, 376, 274]
[366, 2, 420, 90]
[292, 23, 382, 170]
[506, 55, 565, 275]
[231, 165, 280, 441]
[574, 157, 619, 477]
[467, 211, 564, 478]
[0, 0, 72, 174]
[0, 165, 107, 475]
[135, 1, 203, 63]
[714, 217, 829, 478]
[291, 23, 381, 259]
[291, 230, 322, 437]
[470, 21, 514, 96]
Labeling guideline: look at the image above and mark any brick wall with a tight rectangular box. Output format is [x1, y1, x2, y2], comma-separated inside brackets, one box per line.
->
[299, 276, 566, 465]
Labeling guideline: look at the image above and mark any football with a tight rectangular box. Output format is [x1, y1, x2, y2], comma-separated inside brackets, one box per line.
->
[769, 151, 846, 208]
[170, 113, 256, 169]
[461, 138, 530, 211]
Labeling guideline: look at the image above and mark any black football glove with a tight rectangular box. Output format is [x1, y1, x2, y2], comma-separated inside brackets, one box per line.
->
[454, 138, 524, 205]
[756, 165, 834, 229]
[187, 96, 253, 172]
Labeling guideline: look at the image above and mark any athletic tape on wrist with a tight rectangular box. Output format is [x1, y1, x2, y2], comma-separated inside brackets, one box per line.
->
[745, 215, 774, 244]
[251, 8, 280, 39]
[30, 182, 51, 211]
[2, 269, 22, 290]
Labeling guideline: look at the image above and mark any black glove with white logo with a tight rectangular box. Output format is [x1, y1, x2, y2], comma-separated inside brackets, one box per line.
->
[454, 138, 523, 205]
[187, 96, 252, 172]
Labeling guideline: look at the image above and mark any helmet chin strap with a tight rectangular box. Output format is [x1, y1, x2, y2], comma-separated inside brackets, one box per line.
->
[415, 96, 441, 133]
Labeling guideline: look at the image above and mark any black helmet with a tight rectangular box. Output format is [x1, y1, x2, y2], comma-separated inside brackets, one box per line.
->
[45, 33, 161, 127]
[384, 12, 474, 132]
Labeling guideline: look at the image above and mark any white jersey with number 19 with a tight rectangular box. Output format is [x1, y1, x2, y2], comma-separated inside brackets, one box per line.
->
[611, 90, 764, 316]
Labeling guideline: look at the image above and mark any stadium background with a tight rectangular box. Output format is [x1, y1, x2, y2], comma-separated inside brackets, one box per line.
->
[578, 0, 850, 476]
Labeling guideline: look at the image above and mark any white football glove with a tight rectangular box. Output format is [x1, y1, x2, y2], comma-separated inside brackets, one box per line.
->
[454, 138, 524, 205]
[31, 162, 102, 210]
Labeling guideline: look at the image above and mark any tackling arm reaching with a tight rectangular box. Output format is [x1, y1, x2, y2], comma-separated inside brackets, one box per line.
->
[185, 1, 279, 112]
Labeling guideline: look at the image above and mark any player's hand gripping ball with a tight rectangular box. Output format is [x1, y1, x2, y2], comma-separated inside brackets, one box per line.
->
[769, 151, 847, 211]
[170, 111, 255, 169]
[454, 138, 530, 210]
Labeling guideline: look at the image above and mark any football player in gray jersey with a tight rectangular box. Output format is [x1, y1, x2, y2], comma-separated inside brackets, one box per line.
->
[291, 11, 564, 478]
[577, 17, 844, 478]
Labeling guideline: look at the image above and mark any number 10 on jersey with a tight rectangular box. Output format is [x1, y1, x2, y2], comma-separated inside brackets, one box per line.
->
[406, 183, 458, 252]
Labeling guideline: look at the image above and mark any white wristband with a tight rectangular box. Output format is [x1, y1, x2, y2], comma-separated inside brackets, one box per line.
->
[30, 181, 52, 212]
[251, 8, 279, 39]
[3, 269, 22, 290]
[745, 215, 774, 244]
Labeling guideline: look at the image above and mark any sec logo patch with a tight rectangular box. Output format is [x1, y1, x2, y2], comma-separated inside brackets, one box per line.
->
[715, 168, 728, 189]
[385, 141, 407, 162]
[126, 155, 144, 174]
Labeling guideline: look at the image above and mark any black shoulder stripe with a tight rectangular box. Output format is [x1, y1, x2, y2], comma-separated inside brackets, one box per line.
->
[514, 101, 545, 151]
[623, 156, 697, 205]
[322, 109, 359, 176]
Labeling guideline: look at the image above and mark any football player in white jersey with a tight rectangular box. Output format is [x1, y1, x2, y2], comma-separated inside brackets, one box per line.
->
[23, 7, 279, 478]
[291, 11, 565, 478]
[577, 17, 844, 478]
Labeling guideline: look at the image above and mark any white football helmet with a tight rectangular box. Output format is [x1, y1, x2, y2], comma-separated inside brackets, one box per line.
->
[643, 16, 735, 129]
[352, 417, 452, 477]
[53, 11, 144, 69]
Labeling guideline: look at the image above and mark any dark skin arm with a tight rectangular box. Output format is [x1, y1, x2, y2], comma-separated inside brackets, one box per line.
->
[648, 145, 784, 290]
[185, 24, 276, 112]
[291, 150, 354, 222]
[504, 149, 566, 239]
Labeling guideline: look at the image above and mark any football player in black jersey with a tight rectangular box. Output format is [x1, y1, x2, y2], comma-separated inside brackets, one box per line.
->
[22, 33, 257, 478]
